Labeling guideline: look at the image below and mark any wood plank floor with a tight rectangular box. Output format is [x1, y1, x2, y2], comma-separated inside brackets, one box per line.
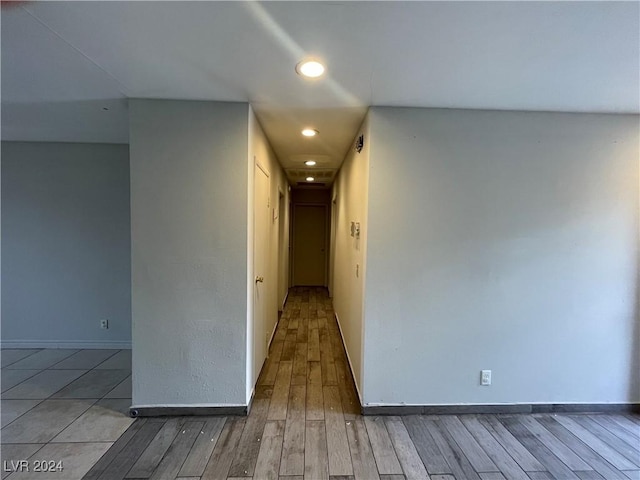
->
[84, 287, 640, 480]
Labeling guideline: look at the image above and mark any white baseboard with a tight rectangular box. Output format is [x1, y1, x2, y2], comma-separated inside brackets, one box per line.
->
[281, 290, 289, 310]
[1, 340, 132, 349]
[267, 321, 279, 351]
[333, 312, 363, 406]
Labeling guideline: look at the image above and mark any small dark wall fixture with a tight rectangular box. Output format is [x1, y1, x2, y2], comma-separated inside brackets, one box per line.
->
[355, 134, 364, 153]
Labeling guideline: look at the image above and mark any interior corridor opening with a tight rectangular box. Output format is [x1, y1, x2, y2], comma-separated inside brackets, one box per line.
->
[289, 188, 331, 290]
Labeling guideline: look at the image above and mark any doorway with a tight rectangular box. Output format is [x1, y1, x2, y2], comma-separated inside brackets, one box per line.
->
[253, 160, 270, 386]
[277, 190, 288, 310]
[292, 204, 327, 286]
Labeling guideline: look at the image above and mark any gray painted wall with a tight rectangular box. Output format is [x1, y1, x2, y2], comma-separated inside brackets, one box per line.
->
[1, 141, 131, 348]
[331, 117, 370, 398]
[364, 108, 639, 405]
[129, 99, 248, 407]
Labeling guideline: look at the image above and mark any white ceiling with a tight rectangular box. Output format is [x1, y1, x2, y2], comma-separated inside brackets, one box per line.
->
[2, 1, 638, 181]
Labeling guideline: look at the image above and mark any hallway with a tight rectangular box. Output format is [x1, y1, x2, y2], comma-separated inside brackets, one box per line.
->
[84, 286, 366, 479]
[81, 287, 640, 480]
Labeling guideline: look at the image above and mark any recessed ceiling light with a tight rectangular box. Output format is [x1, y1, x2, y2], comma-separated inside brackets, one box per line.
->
[306, 176, 315, 182]
[296, 60, 325, 78]
[305, 160, 317, 166]
[302, 129, 318, 137]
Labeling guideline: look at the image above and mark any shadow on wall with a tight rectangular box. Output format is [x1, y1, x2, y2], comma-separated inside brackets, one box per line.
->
[1, 140, 132, 345]
[1, 98, 129, 144]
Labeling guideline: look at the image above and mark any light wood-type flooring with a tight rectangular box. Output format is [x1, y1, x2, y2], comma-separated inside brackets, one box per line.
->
[81, 287, 639, 480]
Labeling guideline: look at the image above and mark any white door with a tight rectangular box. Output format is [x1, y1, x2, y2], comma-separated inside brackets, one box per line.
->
[292, 204, 327, 286]
[253, 162, 270, 385]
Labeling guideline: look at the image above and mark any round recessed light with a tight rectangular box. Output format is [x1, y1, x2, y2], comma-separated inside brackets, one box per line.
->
[296, 60, 325, 78]
[305, 160, 317, 166]
[306, 176, 315, 182]
[302, 128, 318, 137]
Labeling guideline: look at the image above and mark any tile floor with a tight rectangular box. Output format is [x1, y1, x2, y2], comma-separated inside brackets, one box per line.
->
[1, 348, 132, 479]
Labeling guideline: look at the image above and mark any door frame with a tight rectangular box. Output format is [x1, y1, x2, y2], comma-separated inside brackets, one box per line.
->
[329, 194, 337, 297]
[290, 202, 329, 287]
[277, 187, 288, 310]
[252, 157, 270, 389]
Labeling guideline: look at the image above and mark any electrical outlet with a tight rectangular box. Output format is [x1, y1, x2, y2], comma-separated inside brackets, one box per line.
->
[100, 319, 109, 330]
[481, 370, 492, 386]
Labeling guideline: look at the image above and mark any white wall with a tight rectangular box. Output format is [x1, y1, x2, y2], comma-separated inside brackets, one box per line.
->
[331, 117, 370, 399]
[130, 100, 248, 407]
[364, 107, 640, 405]
[1, 141, 131, 348]
[247, 107, 290, 399]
